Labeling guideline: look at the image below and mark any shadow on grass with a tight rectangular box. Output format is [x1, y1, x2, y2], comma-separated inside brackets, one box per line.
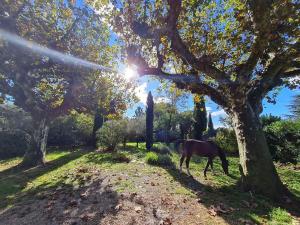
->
[0, 150, 86, 209]
[0, 166, 120, 225]
[156, 151, 300, 224]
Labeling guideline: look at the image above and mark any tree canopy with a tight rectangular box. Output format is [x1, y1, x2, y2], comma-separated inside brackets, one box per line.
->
[0, 0, 136, 166]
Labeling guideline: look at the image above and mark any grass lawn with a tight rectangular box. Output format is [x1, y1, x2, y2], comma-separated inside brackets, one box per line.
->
[0, 143, 299, 224]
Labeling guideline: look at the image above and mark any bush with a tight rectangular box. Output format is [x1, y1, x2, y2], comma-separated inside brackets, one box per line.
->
[96, 120, 126, 151]
[48, 112, 93, 147]
[215, 128, 238, 154]
[264, 120, 300, 164]
[145, 152, 173, 166]
[151, 143, 171, 155]
[0, 131, 30, 158]
[111, 152, 130, 163]
[0, 104, 32, 158]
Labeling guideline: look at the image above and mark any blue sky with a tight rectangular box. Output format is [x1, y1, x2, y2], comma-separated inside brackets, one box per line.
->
[126, 77, 299, 128]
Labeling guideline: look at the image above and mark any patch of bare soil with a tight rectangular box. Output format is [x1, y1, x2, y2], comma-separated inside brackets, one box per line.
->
[0, 163, 229, 225]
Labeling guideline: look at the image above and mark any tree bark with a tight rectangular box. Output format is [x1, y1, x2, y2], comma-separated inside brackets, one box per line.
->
[231, 102, 287, 199]
[21, 118, 49, 167]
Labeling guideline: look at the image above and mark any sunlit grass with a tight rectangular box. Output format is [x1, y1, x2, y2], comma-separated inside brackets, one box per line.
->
[0, 143, 299, 224]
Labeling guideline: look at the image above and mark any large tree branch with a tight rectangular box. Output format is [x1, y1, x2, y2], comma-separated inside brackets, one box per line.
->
[130, 0, 231, 85]
[236, 0, 272, 82]
[247, 49, 299, 101]
[138, 67, 228, 108]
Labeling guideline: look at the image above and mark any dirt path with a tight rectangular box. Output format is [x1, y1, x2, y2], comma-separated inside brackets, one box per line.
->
[0, 161, 234, 225]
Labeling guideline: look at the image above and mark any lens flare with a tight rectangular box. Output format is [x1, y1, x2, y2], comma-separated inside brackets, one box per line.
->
[0, 28, 113, 72]
[124, 66, 138, 80]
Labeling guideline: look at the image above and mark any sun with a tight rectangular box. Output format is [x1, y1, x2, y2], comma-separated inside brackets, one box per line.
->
[124, 66, 137, 80]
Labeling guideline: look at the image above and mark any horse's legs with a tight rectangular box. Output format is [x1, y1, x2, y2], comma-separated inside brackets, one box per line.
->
[210, 159, 215, 175]
[204, 158, 211, 178]
[186, 156, 192, 176]
[179, 154, 185, 173]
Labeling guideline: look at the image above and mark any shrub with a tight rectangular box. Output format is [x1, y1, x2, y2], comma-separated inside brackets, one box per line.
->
[0, 104, 32, 158]
[145, 152, 173, 166]
[151, 143, 171, 155]
[111, 152, 130, 163]
[48, 112, 93, 147]
[96, 120, 126, 151]
[0, 131, 30, 158]
[264, 120, 300, 164]
[215, 128, 238, 154]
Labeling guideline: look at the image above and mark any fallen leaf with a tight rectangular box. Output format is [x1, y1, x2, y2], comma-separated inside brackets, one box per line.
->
[238, 218, 254, 225]
[69, 200, 78, 207]
[115, 204, 122, 210]
[135, 206, 142, 213]
[80, 214, 90, 222]
[162, 217, 172, 225]
[80, 192, 87, 200]
[208, 208, 217, 216]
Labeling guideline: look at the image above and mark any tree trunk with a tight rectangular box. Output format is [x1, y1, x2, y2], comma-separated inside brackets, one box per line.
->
[231, 102, 287, 199]
[91, 107, 104, 148]
[21, 118, 49, 167]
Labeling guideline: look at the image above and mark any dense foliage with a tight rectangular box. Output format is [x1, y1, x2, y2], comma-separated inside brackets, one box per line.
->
[48, 112, 93, 147]
[0, 131, 30, 158]
[96, 120, 126, 151]
[215, 128, 238, 154]
[264, 120, 300, 164]
[0, 104, 31, 158]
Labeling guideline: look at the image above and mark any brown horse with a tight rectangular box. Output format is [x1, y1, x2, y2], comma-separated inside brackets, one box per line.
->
[179, 139, 229, 178]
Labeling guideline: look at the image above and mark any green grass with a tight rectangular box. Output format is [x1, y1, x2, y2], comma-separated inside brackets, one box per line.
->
[0, 143, 299, 224]
[268, 207, 293, 225]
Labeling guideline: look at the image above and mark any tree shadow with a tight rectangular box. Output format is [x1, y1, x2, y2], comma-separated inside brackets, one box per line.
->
[0, 150, 86, 209]
[0, 169, 120, 225]
[157, 152, 300, 224]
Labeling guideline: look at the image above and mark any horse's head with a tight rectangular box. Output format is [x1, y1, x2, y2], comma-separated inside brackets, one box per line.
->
[221, 159, 229, 175]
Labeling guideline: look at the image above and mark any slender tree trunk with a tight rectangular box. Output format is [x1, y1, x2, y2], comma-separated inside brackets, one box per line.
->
[231, 102, 287, 199]
[91, 107, 103, 148]
[21, 118, 49, 167]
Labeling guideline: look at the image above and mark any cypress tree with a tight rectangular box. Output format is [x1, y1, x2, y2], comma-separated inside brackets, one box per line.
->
[207, 112, 216, 137]
[289, 94, 300, 119]
[146, 91, 154, 150]
[192, 95, 207, 140]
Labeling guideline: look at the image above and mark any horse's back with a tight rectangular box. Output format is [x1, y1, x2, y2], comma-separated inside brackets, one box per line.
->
[184, 139, 218, 157]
